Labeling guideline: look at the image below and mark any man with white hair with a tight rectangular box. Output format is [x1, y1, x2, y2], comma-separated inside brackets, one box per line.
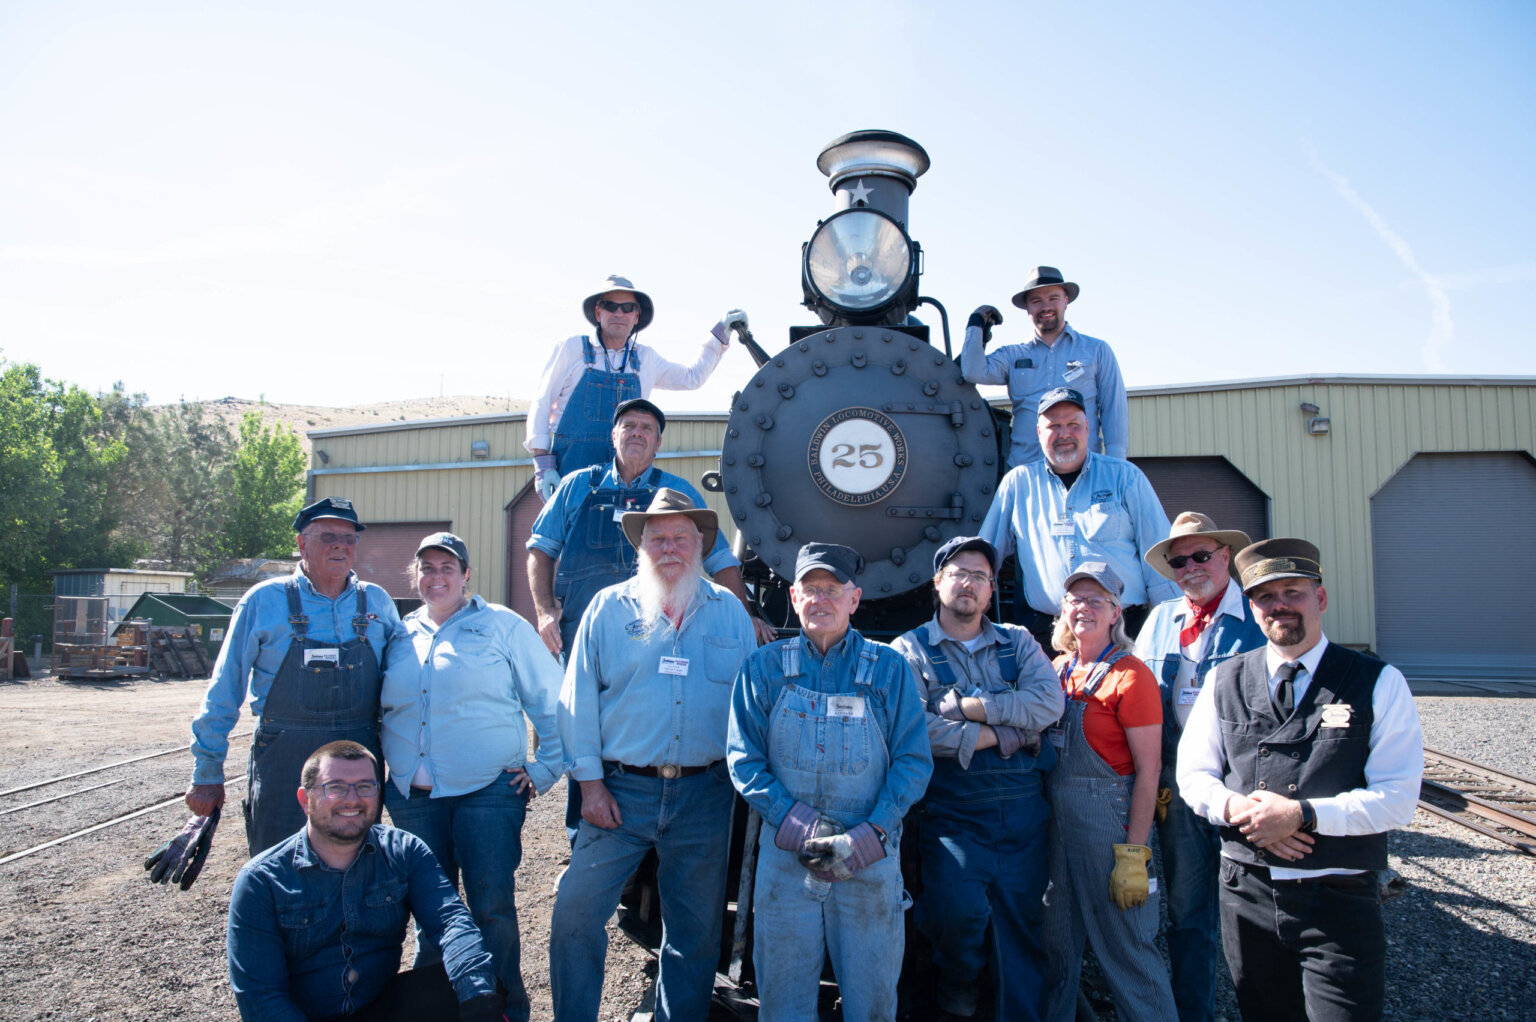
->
[549, 489, 757, 1022]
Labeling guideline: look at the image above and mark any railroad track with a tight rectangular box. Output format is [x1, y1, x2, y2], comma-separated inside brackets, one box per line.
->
[1419, 746, 1536, 855]
[0, 731, 251, 866]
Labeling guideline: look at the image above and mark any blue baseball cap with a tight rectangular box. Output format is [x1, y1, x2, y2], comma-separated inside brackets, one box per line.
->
[293, 497, 366, 533]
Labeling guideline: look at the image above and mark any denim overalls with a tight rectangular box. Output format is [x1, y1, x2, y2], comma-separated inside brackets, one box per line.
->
[753, 635, 908, 1022]
[552, 465, 664, 653]
[550, 335, 641, 475]
[1042, 649, 1177, 1022]
[244, 578, 382, 855]
[914, 632, 1057, 1022]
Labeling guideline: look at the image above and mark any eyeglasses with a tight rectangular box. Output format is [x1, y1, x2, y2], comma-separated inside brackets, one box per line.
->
[796, 584, 849, 601]
[597, 300, 641, 314]
[1062, 594, 1113, 611]
[307, 531, 359, 547]
[315, 780, 379, 800]
[942, 568, 993, 587]
[1167, 549, 1218, 570]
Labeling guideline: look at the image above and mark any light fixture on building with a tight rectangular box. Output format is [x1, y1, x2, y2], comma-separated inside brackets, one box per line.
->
[1299, 402, 1330, 435]
[315, 449, 330, 464]
[470, 440, 490, 460]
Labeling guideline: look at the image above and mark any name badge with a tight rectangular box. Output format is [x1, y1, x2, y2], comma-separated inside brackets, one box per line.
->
[1048, 726, 1065, 749]
[659, 656, 690, 677]
[1063, 361, 1086, 383]
[1050, 518, 1074, 536]
[1178, 687, 1201, 706]
[304, 648, 339, 667]
[613, 509, 627, 522]
[1320, 703, 1353, 728]
[827, 695, 865, 718]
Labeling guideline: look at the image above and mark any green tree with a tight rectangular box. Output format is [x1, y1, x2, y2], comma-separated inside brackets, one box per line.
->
[221, 410, 306, 559]
[0, 362, 63, 588]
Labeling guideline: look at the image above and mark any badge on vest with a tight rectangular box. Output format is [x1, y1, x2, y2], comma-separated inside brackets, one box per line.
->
[304, 648, 339, 667]
[1177, 687, 1201, 706]
[827, 695, 865, 719]
[1320, 703, 1353, 728]
[659, 656, 690, 677]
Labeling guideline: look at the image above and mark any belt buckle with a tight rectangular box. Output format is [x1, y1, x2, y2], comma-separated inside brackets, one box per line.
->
[658, 764, 681, 779]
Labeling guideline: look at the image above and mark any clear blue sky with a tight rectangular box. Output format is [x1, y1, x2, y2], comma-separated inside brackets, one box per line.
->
[3, 0, 1532, 412]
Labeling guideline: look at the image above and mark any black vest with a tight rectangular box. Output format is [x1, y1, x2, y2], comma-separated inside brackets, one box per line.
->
[1213, 643, 1388, 871]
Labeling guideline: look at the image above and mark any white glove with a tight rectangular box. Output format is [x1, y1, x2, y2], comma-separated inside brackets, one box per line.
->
[533, 455, 561, 502]
[711, 309, 749, 346]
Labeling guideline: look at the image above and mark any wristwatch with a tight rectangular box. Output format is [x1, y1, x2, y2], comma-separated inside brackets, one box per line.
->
[1298, 799, 1317, 834]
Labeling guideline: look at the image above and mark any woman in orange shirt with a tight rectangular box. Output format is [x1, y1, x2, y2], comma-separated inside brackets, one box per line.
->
[1041, 562, 1177, 1022]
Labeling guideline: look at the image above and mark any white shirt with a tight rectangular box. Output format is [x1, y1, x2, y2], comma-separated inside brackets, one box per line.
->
[1175, 634, 1424, 878]
[524, 332, 727, 452]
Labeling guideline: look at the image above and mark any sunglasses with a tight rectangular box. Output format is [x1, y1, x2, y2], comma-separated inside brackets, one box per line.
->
[597, 300, 640, 314]
[1167, 549, 1218, 570]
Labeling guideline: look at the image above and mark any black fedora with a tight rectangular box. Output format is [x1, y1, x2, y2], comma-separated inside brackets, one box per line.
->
[1011, 266, 1080, 308]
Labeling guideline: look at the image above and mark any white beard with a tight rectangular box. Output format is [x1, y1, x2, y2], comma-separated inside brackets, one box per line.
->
[636, 560, 703, 634]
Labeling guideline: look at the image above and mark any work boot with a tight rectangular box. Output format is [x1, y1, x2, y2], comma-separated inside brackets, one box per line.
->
[937, 975, 979, 1018]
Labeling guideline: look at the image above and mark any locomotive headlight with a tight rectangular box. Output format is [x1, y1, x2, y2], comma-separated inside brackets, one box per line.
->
[804, 208, 913, 314]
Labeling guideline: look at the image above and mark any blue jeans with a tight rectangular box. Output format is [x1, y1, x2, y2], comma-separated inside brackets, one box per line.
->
[753, 840, 908, 1022]
[549, 763, 734, 1022]
[916, 761, 1052, 1022]
[1155, 769, 1222, 1022]
[385, 773, 531, 1022]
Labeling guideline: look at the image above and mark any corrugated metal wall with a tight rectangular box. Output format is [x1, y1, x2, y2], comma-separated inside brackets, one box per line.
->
[1128, 381, 1536, 648]
[308, 381, 1536, 650]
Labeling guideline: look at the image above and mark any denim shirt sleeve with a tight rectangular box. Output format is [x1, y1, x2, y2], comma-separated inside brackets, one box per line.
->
[527, 469, 588, 560]
[1093, 340, 1129, 460]
[889, 629, 978, 766]
[977, 627, 1065, 733]
[959, 324, 1013, 385]
[866, 644, 935, 837]
[191, 582, 283, 785]
[227, 863, 310, 1022]
[504, 609, 566, 793]
[559, 591, 609, 782]
[399, 832, 497, 1003]
[1126, 469, 1179, 605]
[726, 645, 797, 828]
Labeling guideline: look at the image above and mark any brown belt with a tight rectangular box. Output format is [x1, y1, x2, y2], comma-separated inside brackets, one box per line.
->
[606, 760, 718, 779]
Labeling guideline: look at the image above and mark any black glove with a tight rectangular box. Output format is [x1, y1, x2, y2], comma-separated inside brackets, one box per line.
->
[457, 992, 507, 1022]
[969, 305, 1004, 345]
[144, 807, 219, 889]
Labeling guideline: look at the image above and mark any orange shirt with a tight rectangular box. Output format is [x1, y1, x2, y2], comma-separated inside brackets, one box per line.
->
[1053, 652, 1163, 776]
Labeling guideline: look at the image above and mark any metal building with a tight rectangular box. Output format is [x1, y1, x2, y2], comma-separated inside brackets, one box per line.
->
[306, 374, 1536, 682]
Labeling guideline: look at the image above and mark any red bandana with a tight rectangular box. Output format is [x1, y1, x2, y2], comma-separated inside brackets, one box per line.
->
[1178, 593, 1223, 648]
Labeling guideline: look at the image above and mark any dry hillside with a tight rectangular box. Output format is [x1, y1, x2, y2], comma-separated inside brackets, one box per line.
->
[188, 395, 528, 451]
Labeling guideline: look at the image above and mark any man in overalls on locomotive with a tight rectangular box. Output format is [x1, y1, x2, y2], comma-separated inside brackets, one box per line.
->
[187, 497, 404, 856]
[890, 536, 1064, 1020]
[524, 273, 748, 497]
[727, 542, 932, 1022]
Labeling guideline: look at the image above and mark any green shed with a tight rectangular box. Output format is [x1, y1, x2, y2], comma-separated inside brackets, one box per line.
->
[113, 593, 236, 664]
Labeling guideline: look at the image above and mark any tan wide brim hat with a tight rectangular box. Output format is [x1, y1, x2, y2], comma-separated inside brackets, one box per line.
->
[1145, 511, 1252, 581]
[620, 487, 718, 555]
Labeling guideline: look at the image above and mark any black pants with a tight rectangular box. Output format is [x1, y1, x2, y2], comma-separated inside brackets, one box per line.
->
[1218, 859, 1385, 1022]
[348, 964, 461, 1022]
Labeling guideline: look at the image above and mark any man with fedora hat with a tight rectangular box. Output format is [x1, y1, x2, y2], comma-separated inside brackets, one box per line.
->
[1133, 513, 1267, 1022]
[981, 387, 1175, 653]
[890, 536, 1063, 1020]
[187, 496, 406, 855]
[550, 488, 757, 1022]
[961, 266, 1128, 468]
[728, 542, 932, 1022]
[1177, 538, 1422, 1022]
[525, 273, 749, 493]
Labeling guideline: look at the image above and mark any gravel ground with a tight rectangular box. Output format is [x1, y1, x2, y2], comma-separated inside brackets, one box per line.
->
[1, 680, 1532, 1022]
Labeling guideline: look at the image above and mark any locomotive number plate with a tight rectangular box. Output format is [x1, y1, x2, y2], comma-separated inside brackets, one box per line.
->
[807, 407, 908, 506]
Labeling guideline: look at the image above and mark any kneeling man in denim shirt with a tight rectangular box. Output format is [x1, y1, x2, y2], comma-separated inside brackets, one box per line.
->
[728, 543, 933, 1022]
[227, 741, 504, 1022]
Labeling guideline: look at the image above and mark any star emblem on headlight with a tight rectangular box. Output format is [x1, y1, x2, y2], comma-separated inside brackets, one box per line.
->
[849, 179, 873, 204]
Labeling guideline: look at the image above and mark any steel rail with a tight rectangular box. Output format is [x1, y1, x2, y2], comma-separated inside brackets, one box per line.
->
[0, 730, 252, 799]
[1419, 779, 1536, 840]
[0, 778, 126, 816]
[1417, 800, 1536, 856]
[1423, 746, 1536, 795]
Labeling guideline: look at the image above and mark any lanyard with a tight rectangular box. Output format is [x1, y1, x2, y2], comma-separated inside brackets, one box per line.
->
[1064, 640, 1116, 697]
[602, 338, 633, 373]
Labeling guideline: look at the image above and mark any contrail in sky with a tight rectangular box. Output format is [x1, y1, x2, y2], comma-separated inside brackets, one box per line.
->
[1305, 141, 1451, 372]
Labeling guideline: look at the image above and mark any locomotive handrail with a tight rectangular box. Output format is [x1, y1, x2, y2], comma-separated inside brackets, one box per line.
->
[916, 295, 952, 359]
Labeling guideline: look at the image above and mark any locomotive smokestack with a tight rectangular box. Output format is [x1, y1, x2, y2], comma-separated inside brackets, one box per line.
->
[816, 129, 930, 228]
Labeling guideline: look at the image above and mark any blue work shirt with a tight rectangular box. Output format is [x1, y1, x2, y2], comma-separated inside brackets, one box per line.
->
[960, 321, 1128, 467]
[227, 824, 495, 1022]
[191, 569, 404, 786]
[980, 453, 1178, 614]
[526, 460, 739, 577]
[559, 577, 756, 781]
[381, 595, 565, 799]
[890, 616, 1065, 769]
[728, 629, 933, 839]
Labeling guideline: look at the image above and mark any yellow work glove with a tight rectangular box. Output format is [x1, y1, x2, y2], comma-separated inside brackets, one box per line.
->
[1155, 787, 1173, 823]
[1109, 844, 1152, 910]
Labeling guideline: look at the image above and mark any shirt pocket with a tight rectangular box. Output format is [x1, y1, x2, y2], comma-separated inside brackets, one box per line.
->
[703, 635, 745, 684]
[1075, 501, 1130, 543]
[359, 878, 410, 937]
[277, 901, 334, 959]
[442, 626, 501, 671]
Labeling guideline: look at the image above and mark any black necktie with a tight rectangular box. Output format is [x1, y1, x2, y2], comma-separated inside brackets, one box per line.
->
[1273, 661, 1301, 719]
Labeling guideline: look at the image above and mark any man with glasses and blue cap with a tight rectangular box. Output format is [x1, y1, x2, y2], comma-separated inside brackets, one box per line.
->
[728, 542, 932, 1022]
[890, 536, 1063, 1020]
[525, 273, 750, 496]
[187, 496, 405, 856]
